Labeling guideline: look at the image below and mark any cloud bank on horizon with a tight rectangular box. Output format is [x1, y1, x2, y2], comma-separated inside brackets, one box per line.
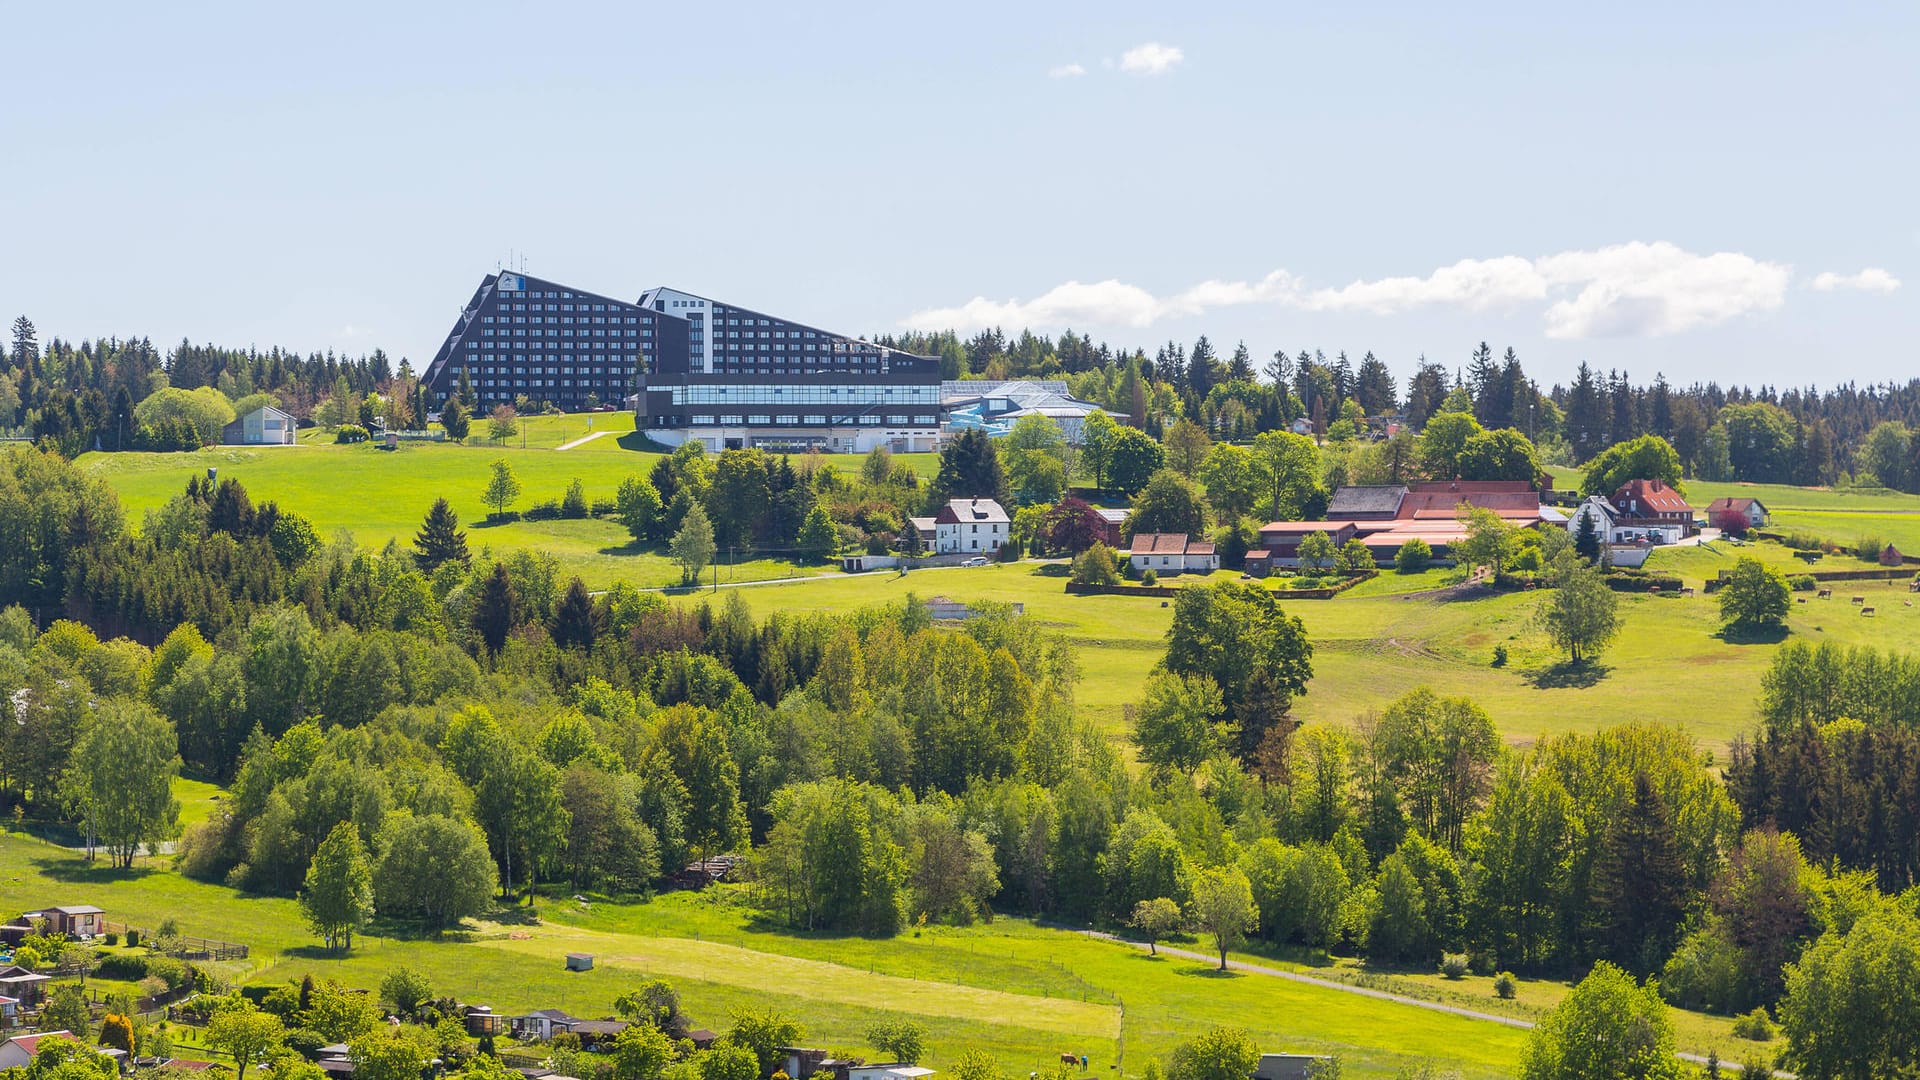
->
[903, 242, 1902, 339]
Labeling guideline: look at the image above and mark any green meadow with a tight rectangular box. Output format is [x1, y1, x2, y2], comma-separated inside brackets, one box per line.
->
[0, 830, 1531, 1079]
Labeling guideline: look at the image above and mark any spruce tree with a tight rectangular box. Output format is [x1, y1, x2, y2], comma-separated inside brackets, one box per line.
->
[1573, 509, 1602, 564]
[550, 577, 602, 651]
[1589, 772, 1686, 973]
[413, 497, 470, 571]
[472, 563, 518, 654]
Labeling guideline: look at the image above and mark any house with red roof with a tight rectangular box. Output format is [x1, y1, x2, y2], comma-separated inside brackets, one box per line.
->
[0, 1032, 75, 1070]
[1705, 496, 1769, 533]
[1569, 480, 1697, 546]
[1247, 480, 1556, 571]
[1128, 533, 1219, 575]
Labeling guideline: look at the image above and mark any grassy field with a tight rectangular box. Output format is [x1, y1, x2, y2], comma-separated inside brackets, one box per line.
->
[678, 560, 1920, 753]
[1549, 465, 1920, 555]
[0, 830, 1536, 1079]
[78, 415, 858, 590]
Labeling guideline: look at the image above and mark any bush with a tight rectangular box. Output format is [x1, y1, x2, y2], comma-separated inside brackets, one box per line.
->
[103, 932, 118, 947]
[94, 953, 149, 980]
[560, 480, 588, 519]
[284, 1028, 328, 1056]
[1789, 574, 1817, 592]
[334, 424, 369, 444]
[1439, 953, 1470, 980]
[1731, 1006, 1775, 1041]
[1070, 543, 1121, 586]
[525, 500, 562, 521]
[1493, 972, 1517, 1000]
[1140, 568, 1158, 586]
[124, 929, 139, 948]
[1492, 645, 1508, 668]
[590, 498, 617, 517]
[1854, 536, 1888, 562]
[1780, 531, 1826, 552]
[145, 956, 193, 992]
[1394, 538, 1432, 573]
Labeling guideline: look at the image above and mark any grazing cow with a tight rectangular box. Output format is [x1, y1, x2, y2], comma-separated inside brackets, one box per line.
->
[1853, 595, 1866, 604]
[1818, 588, 1833, 598]
[1863, 606, 1877, 616]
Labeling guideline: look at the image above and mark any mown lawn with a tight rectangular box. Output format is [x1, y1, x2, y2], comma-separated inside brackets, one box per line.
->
[674, 561, 1920, 754]
[76, 416, 857, 591]
[0, 832, 1529, 1078]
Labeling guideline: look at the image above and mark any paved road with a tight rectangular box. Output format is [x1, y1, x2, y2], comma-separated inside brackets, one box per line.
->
[1081, 932, 1789, 1076]
[554, 430, 613, 451]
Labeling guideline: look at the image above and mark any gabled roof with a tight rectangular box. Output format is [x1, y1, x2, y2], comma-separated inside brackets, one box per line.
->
[1326, 485, 1407, 517]
[1707, 496, 1767, 513]
[1611, 479, 1691, 515]
[522, 1008, 577, 1021]
[47, 905, 103, 915]
[934, 499, 1009, 525]
[1091, 507, 1129, 524]
[1258, 521, 1356, 536]
[1400, 481, 1542, 518]
[7, 1032, 73, 1056]
[1129, 533, 1213, 556]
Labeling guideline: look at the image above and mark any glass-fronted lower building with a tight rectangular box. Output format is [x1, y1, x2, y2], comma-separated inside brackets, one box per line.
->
[424, 275, 942, 453]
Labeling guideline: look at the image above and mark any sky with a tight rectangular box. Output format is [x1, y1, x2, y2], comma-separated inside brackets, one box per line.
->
[3, 1, 1915, 390]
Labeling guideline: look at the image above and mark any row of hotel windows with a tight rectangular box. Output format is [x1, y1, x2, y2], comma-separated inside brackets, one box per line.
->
[483, 315, 642, 325]
[479, 328, 647, 337]
[475, 365, 625, 375]
[682, 415, 940, 426]
[479, 380, 624, 389]
[465, 356, 635, 367]
[666, 385, 939, 405]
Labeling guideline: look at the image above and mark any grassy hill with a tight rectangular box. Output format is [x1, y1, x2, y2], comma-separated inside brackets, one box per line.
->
[0, 829, 1539, 1079]
[74, 416, 942, 591]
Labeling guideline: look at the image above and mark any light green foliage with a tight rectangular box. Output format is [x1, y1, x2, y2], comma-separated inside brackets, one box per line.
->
[1539, 557, 1621, 664]
[208, 999, 287, 1079]
[1582, 435, 1685, 496]
[1130, 897, 1185, 955]
[616, 474, 664, 543]
[725, 1007, 803, 1077]
[1456, 429, 1541, 483]
[797, 505, 838, 560]
[1296, 530, 1337, 571]
[1189, 866, 1257, 969]
[1778, 900, 1920, 1078]
[1133, 671, 1226, 776]
[670, 502, 718, 584]
[302, 821, 374, 950]
[1717, 557, 1790, 632]
[1251, 430, 1323, 519]
[1167, 1026, 1261, 1080]
[1419, 413, 1483, 478]
[379, 966, 434, 1018]
[1125, 469, 1207, 538]
[59, 699, 181, 867]
[1518, 962, 1681, 1080]
[1452, 504, 1514, 572]
[482, 458, 522, 517]
[1395, 538, 1432, 573]
[610, 1023, 675, 1080]
[349, 1024, 434, 1080]
[1070, 543, 1121, 585]
[1197, 443, 1261, 522]
[374, 812, 498, 929]
[1106, 426, 1165, 496]
[865, 1019, 927, 1064]
[134, 386, 235, 442]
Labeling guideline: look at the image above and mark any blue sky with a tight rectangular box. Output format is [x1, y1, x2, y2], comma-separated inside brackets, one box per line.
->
[3, 1, 1914, 389]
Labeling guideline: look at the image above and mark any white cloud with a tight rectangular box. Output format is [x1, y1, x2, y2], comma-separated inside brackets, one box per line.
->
[1810, 267, 1901, 293]
[901, 242, 1796, 338]
[1047, 63, 1087, 79]
[1118, 42, 1183, 76]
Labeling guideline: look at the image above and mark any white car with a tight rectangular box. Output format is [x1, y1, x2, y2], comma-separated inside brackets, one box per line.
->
[962, 556, 990, 567]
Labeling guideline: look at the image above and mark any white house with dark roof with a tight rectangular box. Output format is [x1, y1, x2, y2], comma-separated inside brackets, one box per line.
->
[934, 499, 1009, 554]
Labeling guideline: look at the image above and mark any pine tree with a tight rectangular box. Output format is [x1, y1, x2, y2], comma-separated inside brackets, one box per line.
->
[1189, 336, 1219, 399]
[1225, 341, 1254, 383]
[413, 497, 470, 571]
[473, 563, 518, 654]
[1466, 342, 1498, 425]
[9, 316, 38, 368]
[1565, 363, 1607, 462]
[1588, 773, 1687, 972]
[1263, 348, 1293, 391]
[550, 577, 602, 651]
[1573, 510, 1602, 564]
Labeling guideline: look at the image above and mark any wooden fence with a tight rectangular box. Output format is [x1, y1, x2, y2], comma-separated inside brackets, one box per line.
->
[103, 921, 248, 961]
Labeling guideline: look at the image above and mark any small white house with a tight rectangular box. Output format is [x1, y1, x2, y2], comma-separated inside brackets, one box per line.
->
[1127, 533, 1219, 575]
[221, 405, 296, 446]
[934, 499, 1009, 555]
